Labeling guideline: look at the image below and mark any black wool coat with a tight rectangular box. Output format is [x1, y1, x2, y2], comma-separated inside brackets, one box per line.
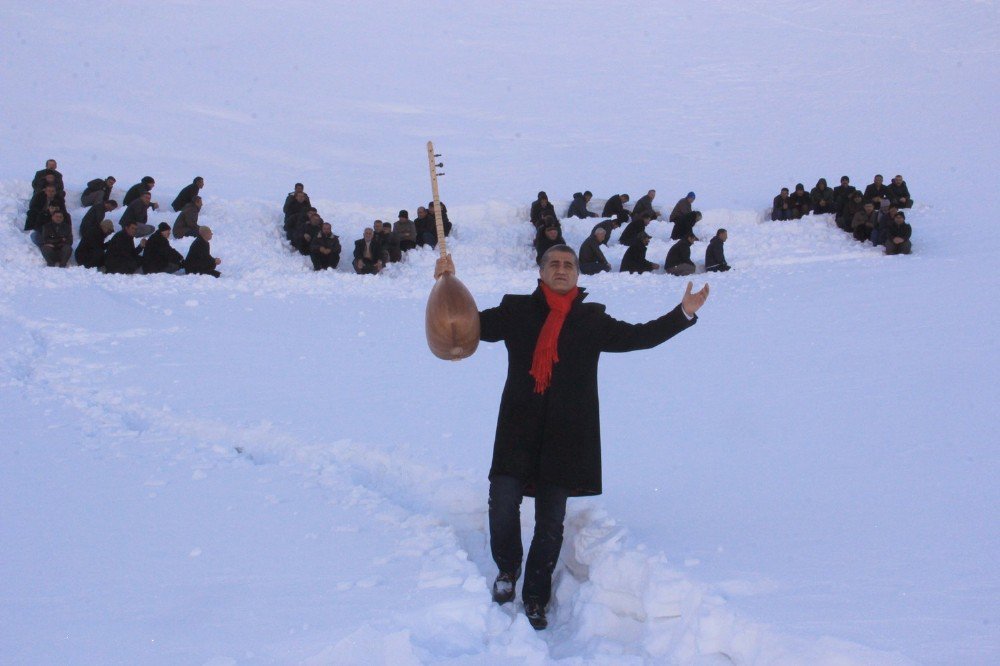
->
[105, 231, 142, 274]
[142, 233, 184, 273]
[185, 236, 217, 275]
[601, 195, 625, 219]
[123, 183, 151, 206]
[171, 182, 200, 212]
[479, 286, 696, 496]
[75, 226, 110, 268]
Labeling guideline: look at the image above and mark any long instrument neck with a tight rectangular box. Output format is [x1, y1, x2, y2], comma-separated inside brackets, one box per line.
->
[426, 141, 447, 257]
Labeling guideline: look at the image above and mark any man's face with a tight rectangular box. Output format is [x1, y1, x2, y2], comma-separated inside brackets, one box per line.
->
[545, 227, 558, 240]
[720, 231, 728, 242]
[864, 203, 874, 213]
[294, 184, 304, 193]
[107, 177, 116, 186]
[894, 214, 905, 224]
[373, 222, 382, 233]
[196, 178, 204, 188]
[160, 228, 170, 239]
[364, 228, 373, 241]
[295, 192, 306, 202]
[539, 250, 579, 294]
[51, 213, 64, 224]
[46, 160, 57, 170]
[202, 228, 213, 241]
[648, 189, 656, 199]
[594, 229, 606, 242]
[841, 177, 849, 185]
[125, 224, 137, 237]
[875, 175, 883, 184]
[322, 223, 332, 235]
[141, 193, 151, 203]
[44, 185, 55, 197]
[893, 175, 902, 185]
[418, 207, 427, 217]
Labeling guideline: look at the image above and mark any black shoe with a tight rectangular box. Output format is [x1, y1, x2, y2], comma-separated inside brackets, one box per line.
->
[524, 601, 548, 630]
[491, 567, 521, 604]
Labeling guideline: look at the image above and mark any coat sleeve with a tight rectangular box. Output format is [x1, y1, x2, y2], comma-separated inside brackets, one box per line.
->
[479, 297, 510, 343]
[599, 304, 695, 353]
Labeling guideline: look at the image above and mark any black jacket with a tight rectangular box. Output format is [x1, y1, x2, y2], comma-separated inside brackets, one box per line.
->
[41, 219, 73, 248]
[105, 231, 142, 274]
[620, 243, 655, 274]
[310, 232, 342, 257]
[670, 211, 699, 241]
[888, 220, 912, 241]
[578, 236, 610, 268]
[705, 237, 728, 271]
[353, 238, 383, 264]
[567, 193, 597, 219]
[771, 194, 791, 220]
[142, 233, 184, 273]
[530, 199, 557, 227]
[81, 178, 113, 205]
[833, 185, 857, 212]
[185, 236, 219, 275]
[75, 225, 110, 268]
[123, 182, 151, 206]
[617, 218, 647, 247]
[479, 286, 695, 496]
[631, 194, 658, 220]
[591, 220, 619, 246]
[25, 191, 67, 231]
[535, 234, 564, 265]
[32, 168, 64, 193]
[80, 204, 107, 237]
[887, 181, 911, 206]
[863, 183, 889, 203]
[666, 238, 694, 270]
[601, 194, 626, 219]
[119, 199, 149, 227]
[171, 182, 200, 212]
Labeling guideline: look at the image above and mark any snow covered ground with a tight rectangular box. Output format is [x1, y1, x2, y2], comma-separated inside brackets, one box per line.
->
[1, 2, 997, 664]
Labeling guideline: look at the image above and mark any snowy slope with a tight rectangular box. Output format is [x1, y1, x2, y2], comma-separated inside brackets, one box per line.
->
[2, 2, 998, 664]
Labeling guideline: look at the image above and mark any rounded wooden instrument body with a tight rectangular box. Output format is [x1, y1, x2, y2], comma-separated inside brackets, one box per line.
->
[426, 273, 480, 360]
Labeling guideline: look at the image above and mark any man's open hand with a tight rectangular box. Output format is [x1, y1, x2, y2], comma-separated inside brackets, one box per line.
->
[681, 281, 709, 317]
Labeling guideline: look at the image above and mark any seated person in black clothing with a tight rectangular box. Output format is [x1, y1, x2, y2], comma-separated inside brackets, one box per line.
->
[578, 227, 612, 275]
[535, 224, 564, 266]
[143, 223, 185, 274]
[618, 211, 652, 247]
[119, 191, 157, 237]
[851, 201, 878, 242]
[863, 174, 889, 204]
[81, 176, 116, 207]
[75, 219, 114, 269]
[834, 176, 857, 225]
[375, 219, 399, 263]
[666, 232, 698, 276]
[294, 210, 323, 255]
[632, 189, 661, 220]
[283, 192, 311, 239]
[39, 210, 73, 268]
[705, 229, 730, 272]
[105, 220, 147, 275]
[394, 210, 418, 253]
[884, 212, 913, 255]
[415, 206, 435, 247]
[428, 201, 453, 237]
[601, 193, 629, 219]
[32, 159, 64, 194]
[671, 210, 702, 240]
[789, 183, 810, 218]
[172, 196, 202, 239]
[567, 191, 598, 219]
[620, 232, 659, 274]
[591, 217, 622, 246]
[771, 187, 792, 221]
[838, 190, 864, 231]
[310, 223, 342, 271]
[25, 184, 67, 232]
[123, 176, 159, 209]
[354, 227, 384, 275]
[888, 175, 913, 209]
[283, 183, 311, 214]
[810, 178, 836, 214]
[171, 177, 204, 212]
[185, 226, 222, 277]
[669, 192, 696, 224]
[530, 191, 557, 228]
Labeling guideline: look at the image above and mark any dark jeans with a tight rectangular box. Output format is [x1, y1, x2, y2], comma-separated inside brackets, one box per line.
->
[580, 261, 610, 275]
[488, 475, 569, 606]
[41, 244, 71, 267]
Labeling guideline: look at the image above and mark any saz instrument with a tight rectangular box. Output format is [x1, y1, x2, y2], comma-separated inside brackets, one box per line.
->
[425, 141, 480, 360]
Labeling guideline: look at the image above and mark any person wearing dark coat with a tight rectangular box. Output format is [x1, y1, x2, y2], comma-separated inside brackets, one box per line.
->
[283, 192, 311, 240]
[838, 191, 864, 232]
[353, 227, 384, 275]
[530, 192, 557, 228]
[376, 220, 399, 263]
[119, 192, 156, 237]
[833, 176, 858, 225]
[283, 183, 311, 216]
[25, 185, 67, 231]
[185, 226, 222, 277]
[567, 191, 598, 219]
[617, 212, 651, 247]
[789, 184, 811, 218]
[309, 223, 342, 271]
[705, 229, 731, 272]
[810, 178, 836, 214]
[620, 232, 658, 274]
[771, 188, 792, 221]
[578, 228, 612, 274]
[432, 246, 706, 630]
[104, 221, 146, 275]
[666, 233, 697, 276]
[670, 210, 702, 241]
[170, 177, 204, 212]
[172, 197, 202, 238]
[631, 189, 660, 220]
[394, 210, 418, 252]
[292, 211, 324, 255]
[81, 176, 116, 207]
[591, 218, 622, 246]
[600, 193, 629, 219]
[142, 223, 185, 274]
[31, 160, 64, 193]
[39, 211, 73, 267]
[669, 192, 696, 223]
[887, 175, 913, 209]
[535, 225, 564, 266]
[414, 206, 437, 247]
[884, 212, 913, 255]
[75, 219, 114, 269]
[123, 176, 159, 209]
[851, 202, 879, 242]
[428, 201, 453, 237]
[863, 175, 889, 204]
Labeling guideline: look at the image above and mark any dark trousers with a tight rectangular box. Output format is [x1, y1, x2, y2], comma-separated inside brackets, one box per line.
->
[580, 261, 610, 275]
[311, 251, 340, 271]
[41, 244, 71, 267]
[488, 475, 568, 606]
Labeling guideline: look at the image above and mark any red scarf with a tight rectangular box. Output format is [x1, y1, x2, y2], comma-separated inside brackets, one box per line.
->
[530, 283, 579, 394]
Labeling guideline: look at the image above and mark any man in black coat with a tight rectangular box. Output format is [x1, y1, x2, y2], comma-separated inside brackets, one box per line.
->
[75, 219, 114, 269]
[143, 223, 185, 274]
[310, 223, 342, 271]
[283, 193, 311, 240]
[601, 193, 629, 219]
[578, 227, 612, 274]
[632, 189, 661, 221]
[833, 176, 857, 223]
[185, 226, 222, 277]
[666, 233, 697, 276]
[535, 224, 564, 266]
[80, 199, 119, 237]
[119, 192, 156, 237]
[590, 217, 622, 246]
[105, 220, 146, 275]
[771, 188, 792, 221]
[863, 174, 889, 204]
[123, 176, 159, 209]
[529, 191, 557, 228]
[567, 191, 598, 219]
[39, 210, 73, 267]
[789, 183, 810, 218]
[884, 212, 913, 255]
[25, 184, 67, 232]
[81, 176, 116, 206]
[617, 211, 651, 247]
[353, 227, 383, 275]
[171, 177, 204, 212]
[887, 175, 913, 209]
[619, 232, 659, 274]
[705, 229, 731, 272]
[434, 246, 708, 630]
[670, 210, 702, 241]
[32, 159, 64, 193]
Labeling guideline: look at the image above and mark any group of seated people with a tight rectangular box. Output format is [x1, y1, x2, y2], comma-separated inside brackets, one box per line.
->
[280, 183, 453, 273]
[530, 189, 731, 276]
[770, 174, 914, 254]
[23, 160, 222, 275]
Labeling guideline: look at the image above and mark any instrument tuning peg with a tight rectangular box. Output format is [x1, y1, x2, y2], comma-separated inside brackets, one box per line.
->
[437, 172, 446, 176]
[434, 153, 441, 157]
[436, 162, 444, 168]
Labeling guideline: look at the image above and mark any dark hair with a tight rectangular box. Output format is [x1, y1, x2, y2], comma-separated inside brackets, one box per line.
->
[539, 244, 579, 269]
[583, 190, 592, 197]
[106, 199, 119, 208]
[620, 194, 630, 201]
[895, 211, 906, 220]
[141, 176, 155, 185]
[717, 228, 727, 236]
